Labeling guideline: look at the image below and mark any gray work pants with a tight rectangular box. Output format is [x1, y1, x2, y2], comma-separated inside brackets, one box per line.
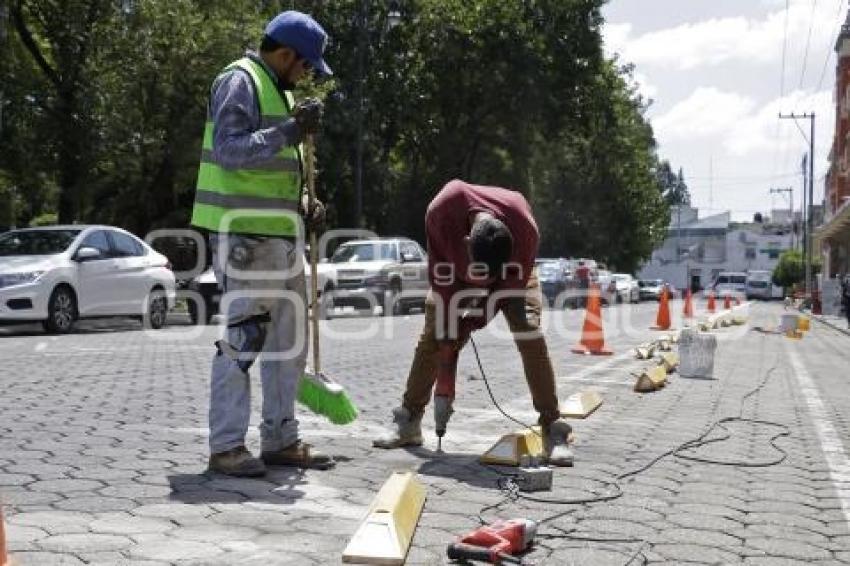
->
[207, 233, 307, 454]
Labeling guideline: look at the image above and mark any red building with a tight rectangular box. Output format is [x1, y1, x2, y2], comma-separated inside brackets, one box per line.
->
[817, 11, 850, 284]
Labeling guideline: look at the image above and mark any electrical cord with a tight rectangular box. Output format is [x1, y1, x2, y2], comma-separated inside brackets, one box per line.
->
[467, 333, 790, 566]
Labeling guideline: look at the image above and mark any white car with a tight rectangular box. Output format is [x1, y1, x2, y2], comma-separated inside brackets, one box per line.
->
[0, 225, 176, 333]
[713, 271, 747, 300]
[596, 269, 614, 305]
[611, 273, 640, 303]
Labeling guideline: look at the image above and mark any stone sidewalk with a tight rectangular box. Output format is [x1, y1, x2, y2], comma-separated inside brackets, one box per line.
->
[2, 302, 850, 564]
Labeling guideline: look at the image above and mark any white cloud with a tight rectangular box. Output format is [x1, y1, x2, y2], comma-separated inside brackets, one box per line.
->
[653, 87, 756, 141]
[602, 22, 632, 55]
[632, 71, 658, 99]
[726, 90, 832, 156]
[653, 86, 834, 170]
[605, 0, 846, 71]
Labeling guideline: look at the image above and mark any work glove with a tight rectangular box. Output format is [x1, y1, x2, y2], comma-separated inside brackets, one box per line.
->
[293, 98, 323, 134]
[300, 192, 326, 232]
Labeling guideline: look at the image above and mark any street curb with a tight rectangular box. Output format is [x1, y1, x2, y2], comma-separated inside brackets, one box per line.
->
[800, 308, 850, 337]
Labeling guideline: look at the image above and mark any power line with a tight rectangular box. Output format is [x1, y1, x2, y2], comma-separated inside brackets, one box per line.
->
[781, 0, 790, 97]
[685, 171, 803, 181]
[815, 0, 847, 91]
[798, 0, 819, 89]
[772, 0, 792, 179]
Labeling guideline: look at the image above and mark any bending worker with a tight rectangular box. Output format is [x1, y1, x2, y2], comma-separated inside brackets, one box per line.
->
[190, 11, 333, 477]
[374, 179, 574, 466]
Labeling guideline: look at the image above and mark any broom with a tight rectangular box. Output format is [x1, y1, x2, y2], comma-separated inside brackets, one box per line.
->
[297, 133, 358, 425]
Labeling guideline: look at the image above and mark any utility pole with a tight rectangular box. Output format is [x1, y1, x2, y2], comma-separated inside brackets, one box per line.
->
[676, 205, 682, 289]
[769, 186, 794, 247]
[779, 111, 815, 297]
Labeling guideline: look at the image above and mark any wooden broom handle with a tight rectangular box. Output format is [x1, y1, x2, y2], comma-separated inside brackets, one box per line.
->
[305, 134, 321, 374]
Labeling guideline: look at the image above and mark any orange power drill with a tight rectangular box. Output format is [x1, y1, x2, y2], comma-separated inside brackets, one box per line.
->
[446, 519, 537, 564]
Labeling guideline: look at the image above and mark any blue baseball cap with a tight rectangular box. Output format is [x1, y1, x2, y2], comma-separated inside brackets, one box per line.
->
[264, 11, 332, 77]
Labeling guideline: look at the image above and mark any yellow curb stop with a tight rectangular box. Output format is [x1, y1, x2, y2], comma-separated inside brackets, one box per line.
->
[342, 471, 426, 565]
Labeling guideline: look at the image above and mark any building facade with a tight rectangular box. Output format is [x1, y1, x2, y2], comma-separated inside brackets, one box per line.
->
[639, 206, 793, 292]
[815, 10, 850, 314]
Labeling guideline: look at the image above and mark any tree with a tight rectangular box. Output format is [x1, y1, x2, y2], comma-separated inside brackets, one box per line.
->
[656, 160, 691, 206]
[9, 0, 112, 224]
[2, 0, 677, 273]
[772, 249, 822, 290]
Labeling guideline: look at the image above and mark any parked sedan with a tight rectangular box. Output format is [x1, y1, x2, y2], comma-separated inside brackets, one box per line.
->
[638, 279, 665, 301]
[536, 258, 572, 307]
[0, 225, 176, 333]
[611, 273, 640, 303]
[597, 270, 614, 306]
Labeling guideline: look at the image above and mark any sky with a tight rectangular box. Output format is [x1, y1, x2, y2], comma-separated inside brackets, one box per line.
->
[602, 0, 848, 222]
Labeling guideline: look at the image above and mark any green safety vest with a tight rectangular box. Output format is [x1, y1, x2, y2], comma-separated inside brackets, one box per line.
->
[191, 57, 303, 237]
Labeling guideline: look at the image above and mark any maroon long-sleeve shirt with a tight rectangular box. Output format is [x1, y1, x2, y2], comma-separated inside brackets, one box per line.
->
[425, 180, 539, 326]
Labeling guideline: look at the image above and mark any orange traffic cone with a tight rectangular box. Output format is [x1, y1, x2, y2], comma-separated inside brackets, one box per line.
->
[707, 290, 716, 313]
[724, 294, 732, 310]
[683, 288, 694, 319]
[651, 285, 672, 330]
[572, 283, 613, 355]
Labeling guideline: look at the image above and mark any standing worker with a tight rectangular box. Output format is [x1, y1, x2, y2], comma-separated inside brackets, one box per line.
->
[575, 260, 590, 308]
[374, 180, 574, 466]
[190, 11, 334, 477]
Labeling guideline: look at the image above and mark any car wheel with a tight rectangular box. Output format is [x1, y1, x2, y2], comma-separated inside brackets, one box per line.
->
[187, 299, 200, 325]
[144, 289, 168, 330]
[320, 284, 334, 320]
[188, 298, 214, 325]
[383, 283, 402, 317]
[43, 286, 77, 334]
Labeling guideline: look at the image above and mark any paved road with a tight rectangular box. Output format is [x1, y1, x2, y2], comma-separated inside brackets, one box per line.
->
[2, 301, 850, 565]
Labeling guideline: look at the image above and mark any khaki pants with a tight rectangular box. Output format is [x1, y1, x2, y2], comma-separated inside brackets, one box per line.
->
[401, 270, 560, 426]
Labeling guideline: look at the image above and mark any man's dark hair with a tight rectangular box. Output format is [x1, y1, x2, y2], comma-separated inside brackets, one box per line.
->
[260, 34, 284, 53]
[469, 216, 513, 279]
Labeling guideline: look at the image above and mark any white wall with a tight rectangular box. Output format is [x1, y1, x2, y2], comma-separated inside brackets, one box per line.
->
[639, 227, 793, 289]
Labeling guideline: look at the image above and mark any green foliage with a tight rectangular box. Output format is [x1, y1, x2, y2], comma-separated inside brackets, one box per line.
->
[656, 160, 691, 206]
[772, 249, 823, 289]
[29, 212, 58, 226]
[2, 0, 679, 270]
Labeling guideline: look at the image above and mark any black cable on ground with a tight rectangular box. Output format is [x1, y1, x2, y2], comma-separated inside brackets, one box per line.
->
[466, 333, 791, 566]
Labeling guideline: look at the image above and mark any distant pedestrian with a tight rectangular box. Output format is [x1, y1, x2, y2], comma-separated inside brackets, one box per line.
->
[190, 10, 334, 477]
[841, 275, 850, 328]
[576, 260, 590, 308]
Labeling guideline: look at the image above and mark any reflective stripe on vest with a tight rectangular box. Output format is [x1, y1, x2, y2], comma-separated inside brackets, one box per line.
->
[191, 57, 303, 237]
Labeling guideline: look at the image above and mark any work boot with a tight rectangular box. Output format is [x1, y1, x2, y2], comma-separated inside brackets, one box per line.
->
[261, 441, 335, 470]
[208, 446, 266, 477]
[543, 420, 574, 467]
[373, 406, 423, 449]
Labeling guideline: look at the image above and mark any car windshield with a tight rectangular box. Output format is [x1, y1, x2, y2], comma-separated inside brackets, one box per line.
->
[538, 262, 561, 277]
[748, 281, 769, 288]
[0, 229, 81, 256]
[639, 280, 662, 287]
[331, 242, 398, 263]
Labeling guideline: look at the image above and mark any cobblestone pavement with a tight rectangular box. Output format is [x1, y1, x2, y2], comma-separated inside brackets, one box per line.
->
[2, 301, 850, 565]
